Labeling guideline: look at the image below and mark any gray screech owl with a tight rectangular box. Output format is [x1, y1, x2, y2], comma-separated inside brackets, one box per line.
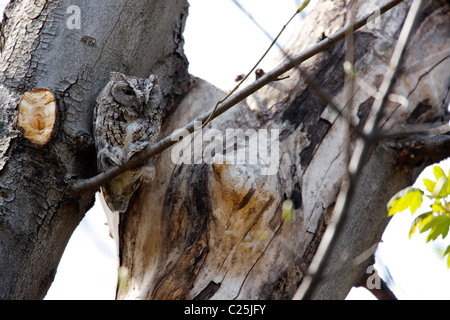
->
[93, 72, 162, 213]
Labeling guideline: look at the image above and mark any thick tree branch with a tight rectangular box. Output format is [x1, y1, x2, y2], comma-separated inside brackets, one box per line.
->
[105, 0, 448, 300]
[294, 0, 424, 300]
[0, 0, 190, 299]
[70, 0, 405, 197]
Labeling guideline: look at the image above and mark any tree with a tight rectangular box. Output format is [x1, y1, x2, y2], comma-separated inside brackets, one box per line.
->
[0, 0, 448, 300]
[0, 0, 189, 299]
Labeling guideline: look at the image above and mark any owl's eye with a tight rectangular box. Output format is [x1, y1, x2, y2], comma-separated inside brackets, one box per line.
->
[122, 88, 134, 96]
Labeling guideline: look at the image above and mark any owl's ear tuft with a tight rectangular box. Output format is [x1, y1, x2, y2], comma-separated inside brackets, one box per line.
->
[110, 72, 127, 82]
[147, 74, 158, 84]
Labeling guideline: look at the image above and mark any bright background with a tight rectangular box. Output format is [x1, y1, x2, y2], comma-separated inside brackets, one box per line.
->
[1, 0, 449, 300]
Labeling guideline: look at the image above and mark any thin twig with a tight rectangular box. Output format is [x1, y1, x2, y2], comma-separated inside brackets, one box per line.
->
[230, 0, 368, 136]
[201, 3, 303, 129]
[69, 0, 405, 197]
[294, 0, 424, 300]
[375, 123, 450, 140]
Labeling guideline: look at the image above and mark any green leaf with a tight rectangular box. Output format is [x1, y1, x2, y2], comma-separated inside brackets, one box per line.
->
[297, 0, 311, 13]
[423, 166, 450, 198]
[423, 178, 436, 194]
[443, 245, 450, 269]
[447, 253, 450, 269]
[443, 245, 450, 258]
[431, 199, 445, 213]
[409, 211, 434, 238]
[447, 169, 450, 194]
[433, 165, 446, 181]
[387, 187, 424, 217]
[420, 215, 450, 242]
[435, 176, 449, 198]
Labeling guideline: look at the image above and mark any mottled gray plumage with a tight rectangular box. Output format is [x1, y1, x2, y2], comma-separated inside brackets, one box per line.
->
[93, 72, 162, 213]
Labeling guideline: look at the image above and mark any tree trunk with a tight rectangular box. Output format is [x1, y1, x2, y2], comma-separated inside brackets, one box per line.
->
[0, 0, 448, 300]
[109, 0, 450, 300]
[0, 0, 189, 299]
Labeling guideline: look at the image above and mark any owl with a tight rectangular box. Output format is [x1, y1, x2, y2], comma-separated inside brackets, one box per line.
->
[93, 71, 162, 213]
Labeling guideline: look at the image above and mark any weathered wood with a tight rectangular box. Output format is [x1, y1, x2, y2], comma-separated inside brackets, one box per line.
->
[0, 0, 448, 300]
[0, 0, 189, 299]
[112, 0, 450, 299]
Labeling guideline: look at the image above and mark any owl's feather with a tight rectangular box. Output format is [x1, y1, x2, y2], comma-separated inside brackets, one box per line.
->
[93, 72, 162, 213]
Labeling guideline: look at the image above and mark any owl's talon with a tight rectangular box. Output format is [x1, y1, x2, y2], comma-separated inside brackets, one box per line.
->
[98, 146, 127, 167]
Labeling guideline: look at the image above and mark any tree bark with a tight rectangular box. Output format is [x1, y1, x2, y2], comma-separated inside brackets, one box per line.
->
[0, 0, 448, 300]
[0, 0, 189, 299]
[111, 0, 450, 299]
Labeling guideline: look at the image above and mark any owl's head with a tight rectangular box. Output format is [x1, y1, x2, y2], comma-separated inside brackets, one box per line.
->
[108, 72, 162, 115]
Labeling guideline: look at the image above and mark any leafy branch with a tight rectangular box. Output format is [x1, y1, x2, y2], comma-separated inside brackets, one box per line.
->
[295, 0, 420, 300]
[388, 165, 450, 268]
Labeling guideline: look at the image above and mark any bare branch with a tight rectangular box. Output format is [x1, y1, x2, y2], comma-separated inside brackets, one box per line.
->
[232, 0, 363, 134]
[201, 3, 303, 129]
[69, 0, 405, 197]
[294, 0, 424, 300]
[376, 123, 450, 140]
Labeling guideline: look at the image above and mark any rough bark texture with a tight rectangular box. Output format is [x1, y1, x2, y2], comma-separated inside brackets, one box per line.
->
[109, 0, 450, 300]
[0, 0, 189, 299]
[0, 0, 449, 300]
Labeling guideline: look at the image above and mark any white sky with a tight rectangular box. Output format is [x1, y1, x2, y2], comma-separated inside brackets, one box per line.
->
[0, 0, 448, 300]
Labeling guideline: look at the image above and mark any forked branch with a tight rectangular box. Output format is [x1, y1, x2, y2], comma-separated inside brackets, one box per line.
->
[70, 0, 405, 198]
[294, 0, 425, 300]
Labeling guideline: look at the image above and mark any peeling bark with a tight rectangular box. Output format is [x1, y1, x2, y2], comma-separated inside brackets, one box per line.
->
[111, 0, 450, 300]
[0, 0, 448, 300]
[0, 0, 189, 299]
